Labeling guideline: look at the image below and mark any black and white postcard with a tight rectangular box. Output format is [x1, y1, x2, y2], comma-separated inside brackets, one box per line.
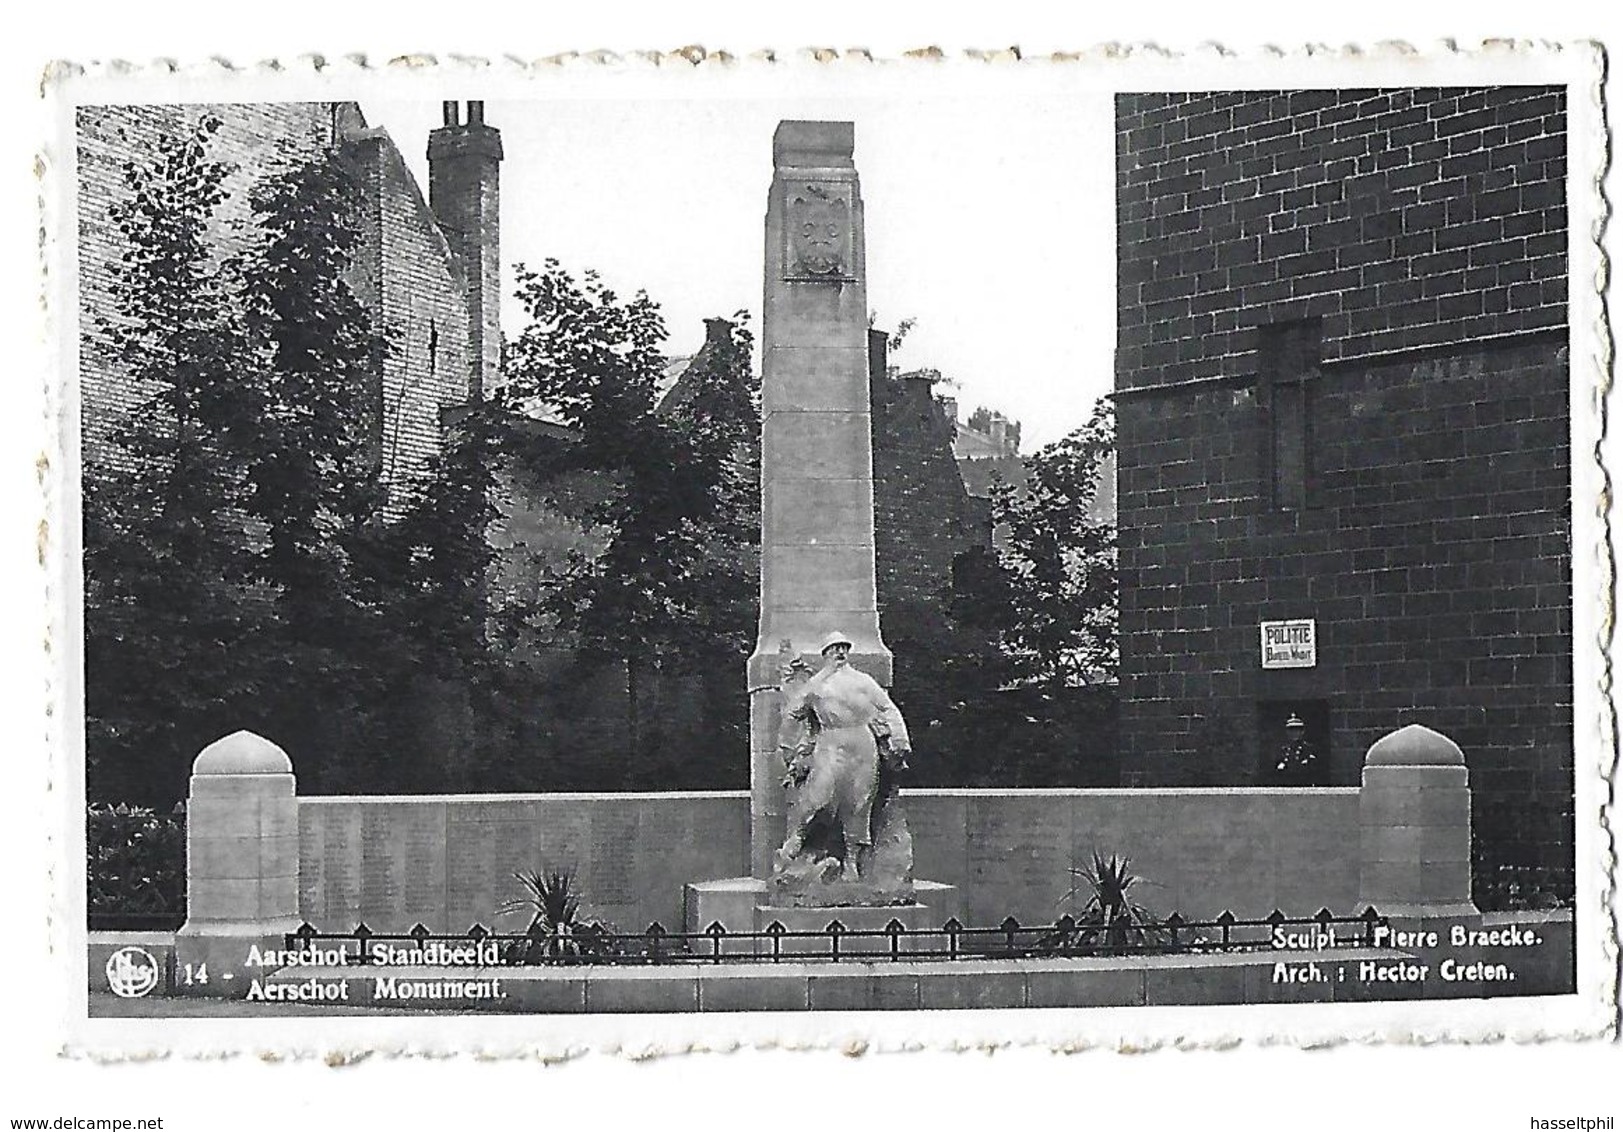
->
[34, 42, 1614, 1075]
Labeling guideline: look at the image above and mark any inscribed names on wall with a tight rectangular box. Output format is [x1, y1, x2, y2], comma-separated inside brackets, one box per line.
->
[443, 816, 496, 932]
[964, 795, 1072, 926]
[904, 794, 972, 892]
[583, 806, 637, 917]
[633, 797, 749, 930]
[297, 803, 362, 928]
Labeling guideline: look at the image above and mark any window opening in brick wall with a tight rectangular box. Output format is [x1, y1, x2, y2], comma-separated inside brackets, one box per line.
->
[1255, 698, 1332, 786]
[1273, 378, 1306, 508]
[1257, 318, 1322, 512]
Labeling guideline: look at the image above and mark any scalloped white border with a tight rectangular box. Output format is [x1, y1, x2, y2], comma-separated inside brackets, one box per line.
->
[35, 42, 1617, 1060]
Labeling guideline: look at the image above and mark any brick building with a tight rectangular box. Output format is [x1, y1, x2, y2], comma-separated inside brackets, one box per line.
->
[869, 330, 986, 632]
[78, 100, 502, 507]
[1114, 87, 1571, 897]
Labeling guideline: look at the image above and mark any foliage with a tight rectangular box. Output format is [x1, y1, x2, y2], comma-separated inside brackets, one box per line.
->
[868, 312, 916, 353]
[496, 867, 618, 963]
[912, 681, 1120, 788]
[951, 396, 1117, 688]
[965, 406, 1021, 450]
[389, 403, 508, 671]
[504, 260, 759, 754]
[86, 803, 186, 926]
[83, 115, 467, 802]
[1045, 851, 1178, 955]
[233, 142, 386, 602]
[506, 262, 758, 660]
[226, 140, 423, 793]
[83, 113, 266, 802]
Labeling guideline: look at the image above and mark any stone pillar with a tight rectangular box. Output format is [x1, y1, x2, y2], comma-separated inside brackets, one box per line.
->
[174, 731, 301, 997]
[1358, 723, 1479, 919]
[746, 120, 890, 878]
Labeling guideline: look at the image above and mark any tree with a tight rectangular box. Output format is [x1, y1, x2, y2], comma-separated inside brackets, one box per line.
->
[919, 396, 1119, 787]
[85, 116, 431, 798]
[504, 260, 759, 763]
[389, 403, 506, 669]
[655, 315, 760, 656]
[83, 114, 265, 803]
[232, 141, 387, 622]
[224, 141, 418, 792]
[953, 396, 1118, 687]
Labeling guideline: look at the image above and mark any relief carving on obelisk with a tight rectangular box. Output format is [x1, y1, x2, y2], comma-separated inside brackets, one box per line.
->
[783, 181, 855, 281]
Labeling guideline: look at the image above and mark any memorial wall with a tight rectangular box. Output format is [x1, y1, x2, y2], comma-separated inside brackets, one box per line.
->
[297, 788, 1361, 933]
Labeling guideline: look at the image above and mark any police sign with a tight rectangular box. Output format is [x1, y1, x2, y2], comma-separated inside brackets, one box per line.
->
[1261, 619, 1317, 669]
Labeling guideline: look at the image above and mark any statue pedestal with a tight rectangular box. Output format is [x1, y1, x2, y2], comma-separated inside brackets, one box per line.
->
[684, 878, 766, 955]
[684, 877, 961, 958]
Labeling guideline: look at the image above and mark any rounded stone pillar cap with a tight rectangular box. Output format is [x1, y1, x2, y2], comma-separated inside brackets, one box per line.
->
[192, 730, 292, 775]
[1364, 723, 1464, 767]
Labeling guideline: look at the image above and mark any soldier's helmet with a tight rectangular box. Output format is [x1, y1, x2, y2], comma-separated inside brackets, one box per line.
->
[820, 630, 855, 655]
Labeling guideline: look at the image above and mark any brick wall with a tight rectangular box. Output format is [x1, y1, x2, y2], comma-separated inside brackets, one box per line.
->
[347, 130, 473, 507]
[1114, 87, 1571, 895]
[77, 103, 339, 472]
[77, 104, 472, 509]
[428, 113, 503, 399]
[869, 330, 983, 634]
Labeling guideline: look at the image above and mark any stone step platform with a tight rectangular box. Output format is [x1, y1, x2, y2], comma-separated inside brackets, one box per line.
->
[684, 877, 963, 957]
[248, 945, 1573, 1013]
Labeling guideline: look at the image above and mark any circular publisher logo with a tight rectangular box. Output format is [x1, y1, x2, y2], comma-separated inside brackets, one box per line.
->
[105, 946, 161, 999]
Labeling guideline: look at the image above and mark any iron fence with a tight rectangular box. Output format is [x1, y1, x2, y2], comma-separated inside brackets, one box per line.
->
[282, 906, 1392, 966]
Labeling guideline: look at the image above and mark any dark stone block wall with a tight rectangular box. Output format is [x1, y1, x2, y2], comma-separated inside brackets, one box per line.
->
[1117, 87, 1566, 393]
[1114, 87, 1571, 898]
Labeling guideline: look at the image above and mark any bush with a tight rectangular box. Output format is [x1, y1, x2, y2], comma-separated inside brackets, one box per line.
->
[86, 802, 186, 929]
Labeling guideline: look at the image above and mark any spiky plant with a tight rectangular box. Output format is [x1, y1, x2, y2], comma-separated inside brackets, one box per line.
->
[1052, 851, 1174, 955]
[498, 867, 613, 963]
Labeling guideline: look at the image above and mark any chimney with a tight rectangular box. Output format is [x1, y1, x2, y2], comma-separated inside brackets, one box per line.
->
[428, 100, 503, 400]
[704, 317, 733, 349]
[901, 369, 934, 406]
[940, 395, 958, 425]
[867, 328, 888, 398]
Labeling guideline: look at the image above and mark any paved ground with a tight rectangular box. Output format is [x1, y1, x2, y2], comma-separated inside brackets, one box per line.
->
[87, 992, 424, 1018]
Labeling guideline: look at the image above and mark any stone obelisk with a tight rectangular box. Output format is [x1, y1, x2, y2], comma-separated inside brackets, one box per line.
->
[746, 121, 891, 878]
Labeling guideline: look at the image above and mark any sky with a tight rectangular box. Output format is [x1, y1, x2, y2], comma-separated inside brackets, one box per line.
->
[365, 93, 1115, 452]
